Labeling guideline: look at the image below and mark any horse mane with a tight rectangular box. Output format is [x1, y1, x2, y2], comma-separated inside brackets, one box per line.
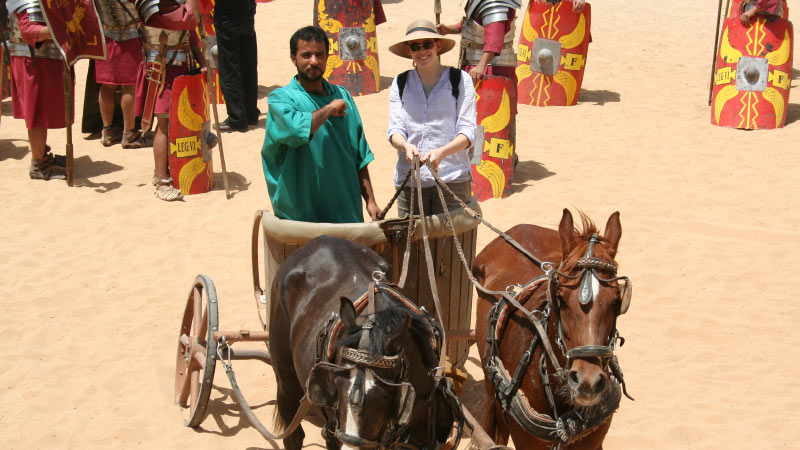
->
[336, 303, 437, 369]
[560, 210, 616, 271]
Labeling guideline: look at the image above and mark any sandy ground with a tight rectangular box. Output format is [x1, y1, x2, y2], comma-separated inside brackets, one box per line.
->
[1, 0, 799, 448]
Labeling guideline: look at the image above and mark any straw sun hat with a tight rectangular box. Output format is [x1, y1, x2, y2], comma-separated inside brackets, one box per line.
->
[388, 19, 456, 59]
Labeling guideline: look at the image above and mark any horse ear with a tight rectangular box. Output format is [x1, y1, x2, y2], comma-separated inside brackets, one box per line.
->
[340, 297, 358, 328]
[558, 208, 576, 259]
[604, 211, 622, 257]
[307, 363, 341, 407]
[386, 313, 411, 354]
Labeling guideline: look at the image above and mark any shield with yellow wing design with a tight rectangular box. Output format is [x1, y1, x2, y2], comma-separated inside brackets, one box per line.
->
[471, 76, 517, 201]
[168, 74, 216, 195]
[313, 0, 380, 96]
[711, 16, 793, 129]
[516, 0, 591, 107]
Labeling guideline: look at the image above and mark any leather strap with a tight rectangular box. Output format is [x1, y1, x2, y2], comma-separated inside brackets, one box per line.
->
[140, 32, 168, 131]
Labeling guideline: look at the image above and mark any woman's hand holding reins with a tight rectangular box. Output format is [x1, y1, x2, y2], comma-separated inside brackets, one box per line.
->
[402, 142, 421, 163]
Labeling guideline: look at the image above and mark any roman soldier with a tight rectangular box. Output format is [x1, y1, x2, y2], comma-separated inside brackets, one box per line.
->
[438, 0, 522, 200]
[5, 0, 69, 180]
[93, 0, 146, 148]
[133, 0, 203, 201]
[437, 0, 522, 86]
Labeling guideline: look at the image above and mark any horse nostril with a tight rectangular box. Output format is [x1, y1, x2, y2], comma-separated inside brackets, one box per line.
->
[567, 370, 581, 389]
[593, 373, 608, 394]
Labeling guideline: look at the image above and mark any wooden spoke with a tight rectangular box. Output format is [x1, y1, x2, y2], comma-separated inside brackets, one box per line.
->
[174, 275, 219, 428]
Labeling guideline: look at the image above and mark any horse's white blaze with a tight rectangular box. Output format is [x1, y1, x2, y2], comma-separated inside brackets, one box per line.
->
[343, 367, 377, 447]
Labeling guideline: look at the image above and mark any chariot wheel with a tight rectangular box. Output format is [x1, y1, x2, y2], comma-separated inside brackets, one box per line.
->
[175, 274, 219, 427]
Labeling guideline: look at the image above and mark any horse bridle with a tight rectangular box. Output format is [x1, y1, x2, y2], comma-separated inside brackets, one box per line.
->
[546, 233, 632, 367]
[317, 277, 459, 450]
[484, 233, 633, 448]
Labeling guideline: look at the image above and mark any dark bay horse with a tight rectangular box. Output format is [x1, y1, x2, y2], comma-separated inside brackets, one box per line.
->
[473, 210, 633, 450]
[269, 235, 461, 450]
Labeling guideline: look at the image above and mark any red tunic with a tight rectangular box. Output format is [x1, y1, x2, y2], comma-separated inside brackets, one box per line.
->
[95, 37, 143, 86]
[134, 1, 198, 117]
[459, 11, 518, 86]
[9, 12, 74, 129]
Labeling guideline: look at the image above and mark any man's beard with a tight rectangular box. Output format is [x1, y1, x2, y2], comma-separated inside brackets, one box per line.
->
[297, 66, 324, 82]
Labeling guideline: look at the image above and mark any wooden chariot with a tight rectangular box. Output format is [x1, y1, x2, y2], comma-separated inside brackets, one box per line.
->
[174, 203, 501, 448]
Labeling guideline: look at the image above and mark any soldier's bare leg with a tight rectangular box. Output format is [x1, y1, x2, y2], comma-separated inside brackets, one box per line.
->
[153, 118, 169, 179]
[99, 84, 120, 146]
[152, 117, 182, 200]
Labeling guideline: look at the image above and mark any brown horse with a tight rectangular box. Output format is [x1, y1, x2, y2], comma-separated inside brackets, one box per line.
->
[472, 209, 633, 450]
[269, 236, 462, 450]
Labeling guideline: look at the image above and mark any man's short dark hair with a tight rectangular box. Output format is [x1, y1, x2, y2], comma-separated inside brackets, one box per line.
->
[290, 26, 330, 55]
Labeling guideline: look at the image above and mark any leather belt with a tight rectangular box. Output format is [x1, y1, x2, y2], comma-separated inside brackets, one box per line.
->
[5, 41, 62, 60]
[144, 49, 188, 65]
[102, 27, 140, 41]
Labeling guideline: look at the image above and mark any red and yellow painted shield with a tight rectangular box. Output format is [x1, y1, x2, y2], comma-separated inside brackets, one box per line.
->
[39, 0, 106, 65]
[169, 74, 214, 195]
[516, 1, 591, 107]
[314, 0, 380, 96]
[471, 76, 516, 201]
[711, 16, 793, 129]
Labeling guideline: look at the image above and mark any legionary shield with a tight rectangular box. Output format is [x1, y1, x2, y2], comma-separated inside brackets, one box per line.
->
[516, 0, 591, 106]
[39, 0, 106, 64]
[314, 0, 380, 96]
[711, 16, 793, 129]
[168, 74, 215, 195]
[471, 76, 516, 201]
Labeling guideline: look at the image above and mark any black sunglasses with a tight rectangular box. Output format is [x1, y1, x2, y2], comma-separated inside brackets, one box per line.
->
[407, 41, 436, 52]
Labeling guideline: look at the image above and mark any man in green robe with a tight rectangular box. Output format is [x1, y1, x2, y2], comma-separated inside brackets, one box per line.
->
[261, 26, 381, 223]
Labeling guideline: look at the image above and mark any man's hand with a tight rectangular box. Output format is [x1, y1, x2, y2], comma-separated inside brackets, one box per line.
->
[740, 8, 758, 27]
[310, 99, 347, 136]
[468, 63, 486, 85]
[366, 200, 381, 221]
[436, 23, 460, 35]
[402, 142, 420, 162]
[36, 26, 52, 43]
[327, 99, 348, 117]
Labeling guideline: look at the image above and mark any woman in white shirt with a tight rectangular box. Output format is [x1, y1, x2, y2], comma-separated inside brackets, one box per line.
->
[387, 19, 477, 217]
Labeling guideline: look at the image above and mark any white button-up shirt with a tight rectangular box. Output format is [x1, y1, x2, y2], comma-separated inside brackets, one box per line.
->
[387, 68, 477, 188]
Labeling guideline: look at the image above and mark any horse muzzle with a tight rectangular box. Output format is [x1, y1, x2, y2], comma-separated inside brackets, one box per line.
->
[566, 351, 611, 406]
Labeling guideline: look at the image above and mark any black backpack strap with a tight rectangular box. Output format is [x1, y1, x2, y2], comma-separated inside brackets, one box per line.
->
[397, 70, 411, 100]
[449, 67, 461, 99]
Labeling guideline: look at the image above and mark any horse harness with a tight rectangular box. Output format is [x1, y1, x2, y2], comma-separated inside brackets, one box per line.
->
[314, 274, 464, 449]
[484, 234, 634, 448]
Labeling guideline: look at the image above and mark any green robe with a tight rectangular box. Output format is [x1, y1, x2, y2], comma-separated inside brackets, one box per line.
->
[261, 77, 374, 223]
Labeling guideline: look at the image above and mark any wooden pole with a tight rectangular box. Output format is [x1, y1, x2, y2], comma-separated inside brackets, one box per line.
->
[434, 0, 442, 25]
[191, 5, 232, 199]
[708, 0, 728, 106]
[63, 62, 74, 186]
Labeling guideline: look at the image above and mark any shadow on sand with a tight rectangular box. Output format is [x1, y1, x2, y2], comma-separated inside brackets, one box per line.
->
[509, 159, 556, 194]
